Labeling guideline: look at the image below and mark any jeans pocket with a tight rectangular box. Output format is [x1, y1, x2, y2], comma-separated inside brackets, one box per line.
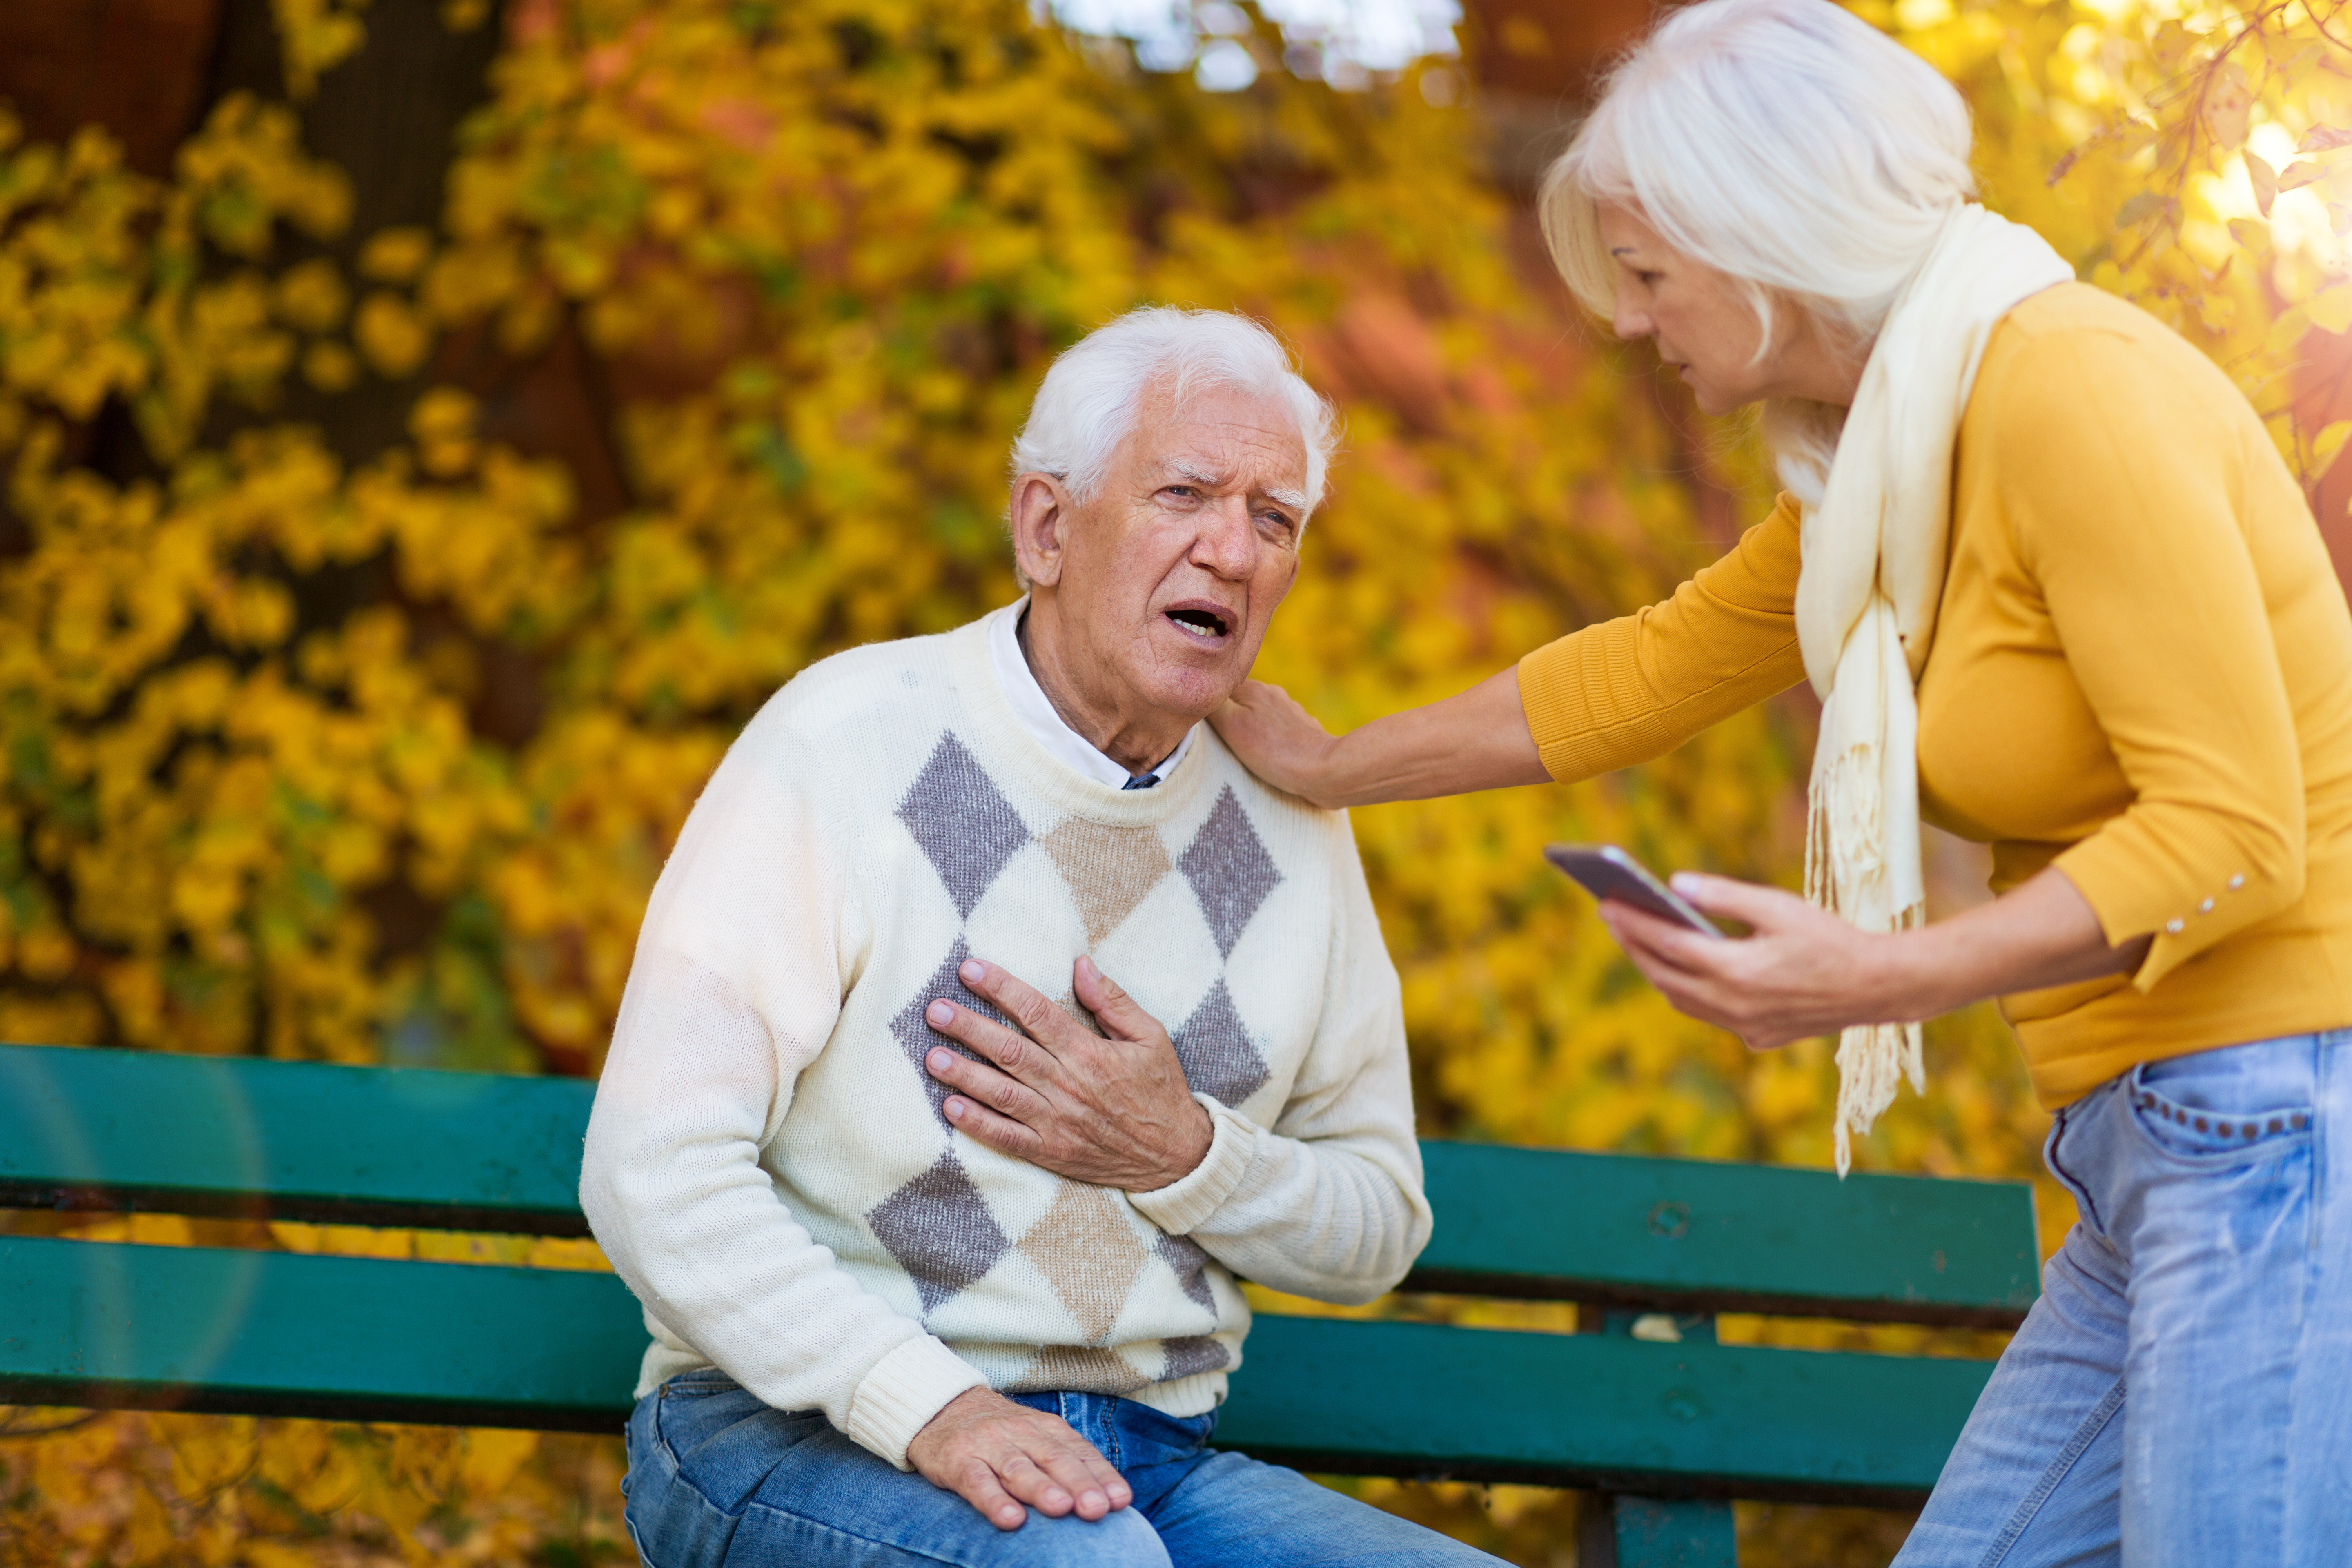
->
[661, 1369, 742, 1396]
[2044, 1093, 2107, 1239]
[652, 1373, 767, 1468]
[2127, 1047, 2315, 1162]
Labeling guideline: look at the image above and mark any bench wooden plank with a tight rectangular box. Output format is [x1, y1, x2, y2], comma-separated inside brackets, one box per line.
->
[0, 1235, 641, 1430]
[1218, 1315, 1982, 1506]
[1408, 1142, 2039, 1329]
[1, 1236, 1984, 1503]
[0, 1046, 2038, 1325]
[0, 1044, 595, 1235]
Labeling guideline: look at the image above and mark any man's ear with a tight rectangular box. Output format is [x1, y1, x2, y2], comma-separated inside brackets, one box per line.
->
[1007, 472, 1071, 588]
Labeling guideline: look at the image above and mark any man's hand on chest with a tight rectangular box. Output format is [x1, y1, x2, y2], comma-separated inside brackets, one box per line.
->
[921, 956, 1215, 1191]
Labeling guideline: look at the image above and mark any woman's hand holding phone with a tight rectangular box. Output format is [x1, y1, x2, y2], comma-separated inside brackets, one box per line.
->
[1595, 874, 1905, 1051]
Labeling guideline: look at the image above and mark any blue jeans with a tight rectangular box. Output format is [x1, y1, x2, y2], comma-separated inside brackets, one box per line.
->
[1895, 1030, 2352, 1567]
[621, 1370, 1505, 1566]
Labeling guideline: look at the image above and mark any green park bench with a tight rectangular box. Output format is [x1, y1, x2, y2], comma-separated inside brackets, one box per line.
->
[0, 1042, 2037, 1567]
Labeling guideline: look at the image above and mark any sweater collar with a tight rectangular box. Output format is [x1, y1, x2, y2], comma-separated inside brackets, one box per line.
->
[987, 598, 1196, 790]
[949, 606, 1215, 823]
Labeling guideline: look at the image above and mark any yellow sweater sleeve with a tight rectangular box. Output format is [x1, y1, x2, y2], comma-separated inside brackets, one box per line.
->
[1516, 497, 1809, 783]
[1990, 325, 2309, 991]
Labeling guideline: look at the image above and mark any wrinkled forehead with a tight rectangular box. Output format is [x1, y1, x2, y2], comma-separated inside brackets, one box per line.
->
[1126, 380, 1310, 508]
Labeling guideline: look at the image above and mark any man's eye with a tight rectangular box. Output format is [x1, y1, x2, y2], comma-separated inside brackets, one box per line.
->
[1164, 486, 1198, 499]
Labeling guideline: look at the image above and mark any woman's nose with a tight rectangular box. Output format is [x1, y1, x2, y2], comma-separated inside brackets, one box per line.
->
[1613, 303, 1653, 341]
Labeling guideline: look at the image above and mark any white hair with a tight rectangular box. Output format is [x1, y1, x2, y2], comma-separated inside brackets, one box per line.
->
[1010, 306, 1338, 514]
[1538, 0, 1978, 503]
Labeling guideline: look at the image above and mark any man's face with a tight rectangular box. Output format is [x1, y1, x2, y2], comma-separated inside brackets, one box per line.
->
[1018, 381, 1308, 721]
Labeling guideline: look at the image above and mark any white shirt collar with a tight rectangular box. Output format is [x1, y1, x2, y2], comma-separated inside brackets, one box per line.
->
[989, 601, 1196, 789]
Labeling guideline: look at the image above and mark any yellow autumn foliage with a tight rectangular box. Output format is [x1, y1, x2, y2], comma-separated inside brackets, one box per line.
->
[5, 0, 2352, 1563]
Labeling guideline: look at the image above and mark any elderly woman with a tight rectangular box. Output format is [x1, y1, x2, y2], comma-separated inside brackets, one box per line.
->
[1211, 0, 2352, 1562]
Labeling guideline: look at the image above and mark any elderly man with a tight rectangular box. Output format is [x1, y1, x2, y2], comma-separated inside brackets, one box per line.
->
[583, 308, 1498, 1567]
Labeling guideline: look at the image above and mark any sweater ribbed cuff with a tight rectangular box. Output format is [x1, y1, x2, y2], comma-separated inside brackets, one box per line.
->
[844, 1335, 987, 1471]
[1130, 1094, 1257, 1236]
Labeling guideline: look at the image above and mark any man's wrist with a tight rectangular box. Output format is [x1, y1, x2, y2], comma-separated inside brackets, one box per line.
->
[846, 1335, 989, 1470]
[1148, 1097, 1214, 1189]
[1131, 1096, 1256, 1235]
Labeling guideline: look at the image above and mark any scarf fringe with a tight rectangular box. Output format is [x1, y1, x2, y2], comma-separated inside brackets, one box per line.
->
[1806, 735, 1927, 1177]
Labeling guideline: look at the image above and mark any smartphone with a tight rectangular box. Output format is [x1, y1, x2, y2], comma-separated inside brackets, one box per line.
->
[1544, 844, 1726, 940]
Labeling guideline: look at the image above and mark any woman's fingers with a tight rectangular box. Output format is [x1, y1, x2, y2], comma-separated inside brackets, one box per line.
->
[1600, 900, 1797, 1047]
[1601, 902, 1726, 977]
[1668, 872, 1808, 928]
[1206, 680, 1336, 797]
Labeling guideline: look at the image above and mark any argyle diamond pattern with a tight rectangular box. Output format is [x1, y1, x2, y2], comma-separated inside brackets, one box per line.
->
[1178, 786, 1281, 958]
[873, 730, 1280, 1359]
[1020, 1180, 1151, 1344]
[1006, 1345, 1148, 1396]
[899, 734, 1029, 919]
[889, 937, 1012, 1126]
[865, 1151, 1012, 1316]
[1160, 1336, 1232, 1380]
[1039, 817, 1170, 944]
[1172, 978, 1270, 1107]
[1153, 1232, 1217, 1313]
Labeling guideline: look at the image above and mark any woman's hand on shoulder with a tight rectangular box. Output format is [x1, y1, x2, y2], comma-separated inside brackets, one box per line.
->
[1210, 680, 1343, 806]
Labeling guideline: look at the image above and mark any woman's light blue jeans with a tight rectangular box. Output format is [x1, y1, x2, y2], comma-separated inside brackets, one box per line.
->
[620, 1370, 1505, 1566]
[1895, 1029, 2352, 1567]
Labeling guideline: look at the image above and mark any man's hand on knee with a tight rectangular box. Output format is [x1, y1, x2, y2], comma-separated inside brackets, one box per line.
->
[922, 955, 1214, 1190]
[905, 1386, 1132, 1531]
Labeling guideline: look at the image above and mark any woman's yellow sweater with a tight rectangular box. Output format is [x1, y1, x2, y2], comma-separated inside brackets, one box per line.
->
[1518, 283, 2352, 1107]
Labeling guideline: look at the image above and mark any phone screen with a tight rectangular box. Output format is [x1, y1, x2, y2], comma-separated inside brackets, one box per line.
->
[1543, 844, 1726, 939]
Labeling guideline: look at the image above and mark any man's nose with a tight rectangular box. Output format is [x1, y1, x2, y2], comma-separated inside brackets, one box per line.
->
[1192, 494, 1261, 578]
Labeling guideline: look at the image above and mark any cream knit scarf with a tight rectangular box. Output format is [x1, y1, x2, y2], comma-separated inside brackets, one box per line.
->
[1797, 203, 2071, 1175]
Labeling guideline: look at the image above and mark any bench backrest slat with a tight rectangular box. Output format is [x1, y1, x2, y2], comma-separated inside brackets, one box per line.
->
[0, 1044, 594, 1235]
[0, 1234, 637, 1430]
[0, 1043, 2038, 1325]
[1409, 1142, 2038, 1328]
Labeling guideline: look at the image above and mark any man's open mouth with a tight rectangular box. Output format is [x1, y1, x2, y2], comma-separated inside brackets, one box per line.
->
[1165, 605, 1232, 641]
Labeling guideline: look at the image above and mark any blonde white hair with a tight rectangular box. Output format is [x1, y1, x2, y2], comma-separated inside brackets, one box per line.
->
[1011, 306, 1338, 514]
[1539, 0, 1978, 502]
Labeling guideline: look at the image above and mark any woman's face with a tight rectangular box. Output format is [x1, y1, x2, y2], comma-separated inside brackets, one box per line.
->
[1597, 203, 1859, 415]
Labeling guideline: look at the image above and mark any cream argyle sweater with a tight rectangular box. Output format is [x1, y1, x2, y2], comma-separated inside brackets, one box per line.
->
[580, 606, 1430, 1471]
